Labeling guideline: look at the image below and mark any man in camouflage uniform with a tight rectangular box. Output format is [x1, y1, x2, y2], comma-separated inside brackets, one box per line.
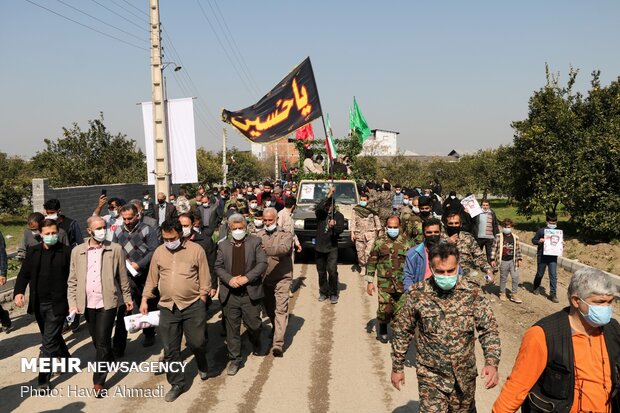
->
[391, 242, 500, 412]
[444, 211, 494, 287]
[398, 191, 421, 242]
[367, 181, 394, 225]
[366, 216, 414, 343]
[350, 193, 382, 274]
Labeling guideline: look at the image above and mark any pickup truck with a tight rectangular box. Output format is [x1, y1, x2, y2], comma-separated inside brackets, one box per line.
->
[292, 180, 359, 251]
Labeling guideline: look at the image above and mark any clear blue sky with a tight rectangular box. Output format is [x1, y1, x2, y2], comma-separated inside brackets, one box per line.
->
[2, 0, 620, 158]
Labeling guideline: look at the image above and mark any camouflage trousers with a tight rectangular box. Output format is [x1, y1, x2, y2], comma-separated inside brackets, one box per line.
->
[355, 233, 376, 267]
[376, 290, 403, 323]
[418, 377, 477, 413]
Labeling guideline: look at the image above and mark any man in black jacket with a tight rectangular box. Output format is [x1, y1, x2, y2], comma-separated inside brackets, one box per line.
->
[14, 219, 72, 392]
[315, 186, 345, 304]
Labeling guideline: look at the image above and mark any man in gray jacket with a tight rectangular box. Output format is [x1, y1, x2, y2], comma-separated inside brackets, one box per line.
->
[257, 208, 294, 357]
[215, 214, 267, 376]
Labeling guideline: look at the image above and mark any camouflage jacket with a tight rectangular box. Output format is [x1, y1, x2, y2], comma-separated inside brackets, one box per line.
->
[366, 234, 414, 293]
[368, 189, 393, 224]
[454, 231, 492, 275]
[351, 207, 381, 237]
[391, 278, 501, 393]
[397, 205, 421, 242]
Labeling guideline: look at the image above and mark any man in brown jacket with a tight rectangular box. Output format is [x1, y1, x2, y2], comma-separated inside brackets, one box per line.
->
[67, 216, 133, 396]
[257, 208, 294, 357]
[141, 219, 211, 402]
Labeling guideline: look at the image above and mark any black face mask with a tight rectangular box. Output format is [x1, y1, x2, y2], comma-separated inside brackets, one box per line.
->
[158, 199, 166, 205]
[446, 226, 460, 237]
[425, 234, 441, 247]
[420, 210, 431, 218]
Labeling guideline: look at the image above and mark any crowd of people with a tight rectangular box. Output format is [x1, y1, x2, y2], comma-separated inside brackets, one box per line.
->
[0, 176, 617, 411]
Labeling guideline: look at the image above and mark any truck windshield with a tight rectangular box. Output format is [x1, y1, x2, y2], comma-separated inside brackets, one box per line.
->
[298, 182, 357, 205]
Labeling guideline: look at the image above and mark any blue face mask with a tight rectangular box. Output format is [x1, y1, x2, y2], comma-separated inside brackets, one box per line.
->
[360, 201, 367, 207]
[43, 234, 58, 246]
[579, 298, 613, 327]
[433, 273, 458, 291]
[386, 228, 400, 238]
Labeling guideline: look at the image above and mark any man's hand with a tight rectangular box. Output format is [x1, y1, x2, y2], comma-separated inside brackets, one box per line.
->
[490, 260, 496, 268]
[538, 238, 544, 245]
[485, 273, 495, 285]
[125, 302, 134, 312]
[14, 294, 25, 308]
[366, 282, 375, 296]
[328, 185, 335, 196]
[391, 372, 405, 390]
[481, 365, 499, 389]
[131, 262, 140, 271]
[448, 234, 458, 244]
[516, 259, 522, 269]
[97, 194, 107, 209]
[351, 233, 356, 242]
[209, 288, 217, 298]
[199, 295, 207, 303]
[0, 276, 6, 286]
[296, 244, 302, 253]
[68, 306, 79, 315]
[237, 275, 249, 286]
[139, 299, 149, 315]
[229, 277, 240, 288]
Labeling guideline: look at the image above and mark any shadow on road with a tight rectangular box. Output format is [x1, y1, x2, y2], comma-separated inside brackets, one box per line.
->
[393, 400, 420, 412]
[283, 313, 305, 353]
[40, 401, 87, 413]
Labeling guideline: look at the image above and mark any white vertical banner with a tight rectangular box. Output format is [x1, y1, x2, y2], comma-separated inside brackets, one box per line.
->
[141, 97, 198, 185]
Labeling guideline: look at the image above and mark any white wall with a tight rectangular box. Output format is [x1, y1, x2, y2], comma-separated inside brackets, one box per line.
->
[360, 130, 398, 156]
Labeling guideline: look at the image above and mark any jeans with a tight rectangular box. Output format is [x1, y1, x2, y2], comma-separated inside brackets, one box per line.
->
[34, 302, 70, 384]
[499, 260, 519, 295]
[316, 249, 339, 297]
[222, 293, 262, 362]
[85, 307, 117, 385]
[159, 300, 208, 387]
[476, 238, 494, 264]
[534, 255, 558, 296]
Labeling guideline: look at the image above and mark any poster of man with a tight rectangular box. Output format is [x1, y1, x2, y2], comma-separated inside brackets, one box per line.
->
[461, 195, 483, 218]
[543, 229, 564, 256]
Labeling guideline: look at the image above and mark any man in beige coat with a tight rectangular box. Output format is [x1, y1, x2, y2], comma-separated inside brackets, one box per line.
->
[350, 193, 382, 274]
[67, 216, 133, 396]
[257, 208, 294, 357]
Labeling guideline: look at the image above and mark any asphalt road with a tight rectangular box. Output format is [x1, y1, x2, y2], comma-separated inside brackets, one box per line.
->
[0, 254, 573, 413]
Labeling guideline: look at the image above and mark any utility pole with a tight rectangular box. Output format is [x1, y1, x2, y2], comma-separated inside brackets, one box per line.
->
[149, 0, 170, 196]
[222, 127, 227, 186]
[274, 143, 279, 181]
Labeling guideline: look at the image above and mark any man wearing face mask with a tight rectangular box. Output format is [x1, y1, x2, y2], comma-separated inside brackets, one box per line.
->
[493, 268, 620, 412]
[248, 209, 265, 235]
[444, 212, 494, 288]
[398, 191, 421, 242]
[142, 190, 155, 218]
[366, 216, 414, 343]
[112, 204, 160, 350]
[93, 196, 125, 242]
[490, 218, 523, 303]
[43, 198, 83, 247]
[392, 184, 404, 211]
[14, 219, 73, 392]
[417, 196, 435, 222]
[531, 213, 561, 303]
[156, 192, 178, 227]
[350, 193, 382, 274]
[315, 186, 345, 304]
[403, 218, 443, 291]
[178, 213, 218, 300]
[471, 199, 499, 264]
[391, 242, 501, 411]
[256, 208, 294, 357]
[17, 212, 69, 260]
[67, 216, 133, 396]
[141, 219, 211, 402]
[215, 214, 267, 375]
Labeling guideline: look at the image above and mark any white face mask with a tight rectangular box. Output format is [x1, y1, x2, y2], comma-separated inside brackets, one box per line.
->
[182, 227, 192, 238]
[249, 203, 258, 210]
[231, 229, 246, 241]
[31, 230, 40, 236]
[165, 239, 181, 250]
[91, 228, 106, 242]
[254, 219, 264, 227]
[266, 223, 277, 232]
[265, 201, 272, 207]
[45, 214, 58, 221]
[412, 206, 420, 214]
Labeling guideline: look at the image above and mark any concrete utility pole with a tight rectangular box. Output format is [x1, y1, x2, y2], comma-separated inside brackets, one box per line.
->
[274, 143, 279, 181]
[222, 127, 227, 186]
[149, 0, 170, 196]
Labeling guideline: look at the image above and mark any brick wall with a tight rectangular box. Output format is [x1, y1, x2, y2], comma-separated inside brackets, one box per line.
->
[31, 179, 181, 236]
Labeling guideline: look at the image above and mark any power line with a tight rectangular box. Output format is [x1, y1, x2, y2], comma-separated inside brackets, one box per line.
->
[208, 0, 262, 95]
[108, 0, 150, 24]
[88, 0, 148, 32]
[24, 0, 149, 51]
[195, 0, 257, 99]
[54, 0, 147, 44]
[120, 0, 150, 18]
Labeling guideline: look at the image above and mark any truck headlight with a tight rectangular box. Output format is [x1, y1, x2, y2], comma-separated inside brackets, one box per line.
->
[294, 219, 305, 229]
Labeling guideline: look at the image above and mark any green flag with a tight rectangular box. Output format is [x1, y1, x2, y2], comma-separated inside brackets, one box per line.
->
[349, 97, 371, 144]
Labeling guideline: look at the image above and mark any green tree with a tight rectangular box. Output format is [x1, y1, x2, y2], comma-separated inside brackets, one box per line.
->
[0, 152, 33, 214]
[511, 66, 581, 216]
[381, 155, 423, 188]
[351, 156, 379, 181]
[196, 148, 223, 185]
[31, 114, 146, 187]
[225, 149, 270, 184]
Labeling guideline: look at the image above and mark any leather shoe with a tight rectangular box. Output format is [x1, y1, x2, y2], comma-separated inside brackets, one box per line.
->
[198, 369, 209, 380]
[93, 384, 106, 398]
[272, 347, 283, 357]
[227, 361, 241, 376]
[165, 385, 184, 402]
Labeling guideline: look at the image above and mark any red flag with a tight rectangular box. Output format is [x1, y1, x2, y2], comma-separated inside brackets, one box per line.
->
[281, 158, 288, 173]
[295, 123, 315, 148]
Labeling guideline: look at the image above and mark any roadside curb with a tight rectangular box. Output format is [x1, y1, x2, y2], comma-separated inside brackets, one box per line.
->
[519, 242, 620, 290]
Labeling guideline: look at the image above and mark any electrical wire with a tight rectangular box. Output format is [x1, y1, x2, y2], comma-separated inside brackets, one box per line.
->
[108, 0, 149, 24]
[120, 0, 150, 18]
[24, 0, 149, 51]
[88, 0, 148, 32]
[54, 0, 147, 43]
